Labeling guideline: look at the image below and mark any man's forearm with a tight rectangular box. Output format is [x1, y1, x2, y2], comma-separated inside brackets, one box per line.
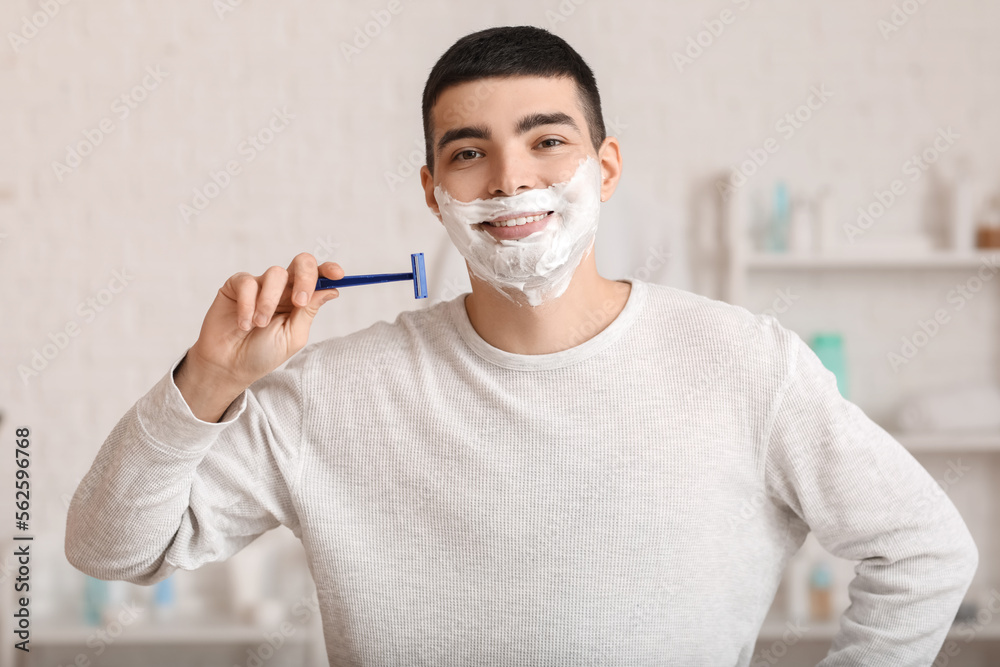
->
[816, 523, 977, 665]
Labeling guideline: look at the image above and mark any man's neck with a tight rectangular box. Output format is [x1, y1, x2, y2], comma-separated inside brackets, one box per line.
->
[462, 252, 632, 355]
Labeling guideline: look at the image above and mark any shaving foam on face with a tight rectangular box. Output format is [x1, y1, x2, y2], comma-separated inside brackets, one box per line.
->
[432, 155, 602, 307]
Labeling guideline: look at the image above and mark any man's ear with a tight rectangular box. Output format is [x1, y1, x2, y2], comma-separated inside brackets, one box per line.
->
[420, 165, 442, 220]
[597, 136, 623, 203]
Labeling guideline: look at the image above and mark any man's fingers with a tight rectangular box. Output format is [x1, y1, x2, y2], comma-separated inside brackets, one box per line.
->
[289, 252, 319, 308]
[231, 273, 258, 331]
[254, 266, 288, 327]
[307, 262, 345, 305]
[319, 261, 345, 281]
[226, 258, 345, 335]
[306, 262, 344, 309]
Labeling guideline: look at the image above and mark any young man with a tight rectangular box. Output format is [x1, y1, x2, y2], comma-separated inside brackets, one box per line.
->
[66, 26, 976, 665]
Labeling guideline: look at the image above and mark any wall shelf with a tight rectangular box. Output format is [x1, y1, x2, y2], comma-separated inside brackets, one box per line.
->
[892, 430, 1000, 453]
[757, 617, 1000, 643]
[724, 196, 1000, 661]
[30, 619, 311, 646]
[744, 251, 1000, 271]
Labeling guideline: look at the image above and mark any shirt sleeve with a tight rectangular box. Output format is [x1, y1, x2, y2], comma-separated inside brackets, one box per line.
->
[762, 322, 978, 666]
[65, 345, 312, 585]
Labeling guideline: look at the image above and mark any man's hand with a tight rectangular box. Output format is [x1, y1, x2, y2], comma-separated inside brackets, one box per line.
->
[174, 253, 344, 422]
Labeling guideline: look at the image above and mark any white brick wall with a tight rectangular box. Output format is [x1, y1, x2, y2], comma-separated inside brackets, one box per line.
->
[2, 0, 998, 658]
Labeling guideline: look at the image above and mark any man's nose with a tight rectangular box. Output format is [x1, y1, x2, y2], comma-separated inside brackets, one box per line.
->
[487, 149, 536, 197]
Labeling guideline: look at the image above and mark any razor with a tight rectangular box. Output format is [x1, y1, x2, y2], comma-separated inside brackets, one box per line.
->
[315, 252, 428, 299]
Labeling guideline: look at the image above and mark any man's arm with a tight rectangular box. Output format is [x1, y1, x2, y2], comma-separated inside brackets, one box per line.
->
[763, 323, 978, 665]
[64, 346, 309, 585]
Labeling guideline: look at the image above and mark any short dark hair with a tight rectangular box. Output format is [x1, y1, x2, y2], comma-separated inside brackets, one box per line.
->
[421, 25, 606, 174]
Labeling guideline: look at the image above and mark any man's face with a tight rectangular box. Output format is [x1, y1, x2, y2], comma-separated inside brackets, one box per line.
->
[420, 75, 620, 240]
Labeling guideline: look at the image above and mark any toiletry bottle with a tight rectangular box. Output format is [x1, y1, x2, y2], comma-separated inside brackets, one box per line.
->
[788, 195, 813, 255]
[768, 182, 790, 253]
[153, 575, 176, 623]
[810, 333, 849, 399]
[976, 193, 1000, 249]
[83, 576, 108, 626]
[809, 561, 833, 622]
[786, 553, 810, 625]
[102, 580, 128, 626]
[749, 189, 767, 252]
[950, 158, 977, 253]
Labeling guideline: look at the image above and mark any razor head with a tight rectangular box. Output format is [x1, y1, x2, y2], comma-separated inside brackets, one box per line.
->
[411, 253, 428, 299]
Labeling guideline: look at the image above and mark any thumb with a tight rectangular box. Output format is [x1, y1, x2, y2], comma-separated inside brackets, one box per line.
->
[288, 287, 338, 334]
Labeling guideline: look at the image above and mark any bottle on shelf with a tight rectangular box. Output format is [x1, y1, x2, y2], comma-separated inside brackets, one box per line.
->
[810, 333, 849, 400]
[153, 575, 177, 623]
[787, 194, 814, 255]
[766, 182, 791, 253]
[976, 191, 1000, 249]
[82, 576, 108, 626]
[949, 157, 978, 253]
[809, 561, 834, 622]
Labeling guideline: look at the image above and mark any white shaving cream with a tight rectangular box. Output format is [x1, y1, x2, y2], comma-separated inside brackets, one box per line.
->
[432, 155, 602, 307]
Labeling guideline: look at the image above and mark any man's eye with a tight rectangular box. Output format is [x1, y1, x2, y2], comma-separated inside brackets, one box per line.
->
[453, 149, 482, 162]
[538, 138, 563, 148]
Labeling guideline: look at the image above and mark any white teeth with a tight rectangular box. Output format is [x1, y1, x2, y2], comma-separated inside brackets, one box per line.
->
[485, 212, 549, 227]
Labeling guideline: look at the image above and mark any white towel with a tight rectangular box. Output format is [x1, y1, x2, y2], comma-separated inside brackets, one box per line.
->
[897, 383, 1000, 432]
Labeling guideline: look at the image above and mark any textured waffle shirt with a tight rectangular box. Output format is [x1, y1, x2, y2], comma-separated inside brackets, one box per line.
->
[65, 278, 978, 666]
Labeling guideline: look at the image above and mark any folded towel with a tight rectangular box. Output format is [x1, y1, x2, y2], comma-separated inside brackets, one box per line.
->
[896, 383, 1000, 432]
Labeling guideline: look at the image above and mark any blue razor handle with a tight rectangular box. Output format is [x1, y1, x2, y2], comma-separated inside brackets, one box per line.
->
[315, 252, 428, 299]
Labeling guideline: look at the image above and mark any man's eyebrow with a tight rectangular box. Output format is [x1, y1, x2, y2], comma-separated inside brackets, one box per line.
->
[436, 125, 491, 156]
[435, 112, 580, 156]
[514, 112, 579, 136]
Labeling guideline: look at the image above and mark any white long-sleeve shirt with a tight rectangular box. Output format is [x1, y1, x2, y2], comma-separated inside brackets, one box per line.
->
[65, 278, 978, 666]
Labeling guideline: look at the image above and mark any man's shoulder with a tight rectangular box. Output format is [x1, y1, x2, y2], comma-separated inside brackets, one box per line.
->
[639, 280, 796, 361]
[640, 281, 781, 332]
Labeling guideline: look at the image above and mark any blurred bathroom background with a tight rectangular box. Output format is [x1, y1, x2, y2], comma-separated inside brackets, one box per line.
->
[2, 0, 999, 664]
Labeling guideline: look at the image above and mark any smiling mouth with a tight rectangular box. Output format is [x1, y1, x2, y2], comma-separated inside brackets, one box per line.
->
[479, 211, 554, 228]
